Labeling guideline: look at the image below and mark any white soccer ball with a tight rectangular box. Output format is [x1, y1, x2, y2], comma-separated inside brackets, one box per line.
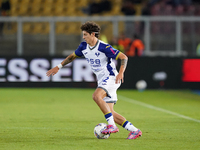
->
[94, 123, 110, 139]
[136, 80, 147, 90]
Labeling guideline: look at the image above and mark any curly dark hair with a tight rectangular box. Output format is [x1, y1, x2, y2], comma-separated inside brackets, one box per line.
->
[80, 21, 101, 38]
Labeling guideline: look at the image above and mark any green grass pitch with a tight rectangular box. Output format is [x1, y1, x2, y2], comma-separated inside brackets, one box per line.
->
[0, 88, 200, 150]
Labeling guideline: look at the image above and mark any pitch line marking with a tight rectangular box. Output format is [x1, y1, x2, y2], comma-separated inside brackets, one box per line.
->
[0, 127, 70, 130]
[118, 95, 200, 123]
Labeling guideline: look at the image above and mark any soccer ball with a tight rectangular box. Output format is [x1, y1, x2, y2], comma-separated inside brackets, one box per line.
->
[94, 123, 110, 139]
[136, 80, 147, 91]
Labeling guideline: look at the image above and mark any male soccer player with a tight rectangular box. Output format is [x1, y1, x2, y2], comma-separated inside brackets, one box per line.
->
[46, 21, 142, 139]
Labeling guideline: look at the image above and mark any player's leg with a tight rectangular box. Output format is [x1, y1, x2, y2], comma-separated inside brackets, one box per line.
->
[92, 88, 110, 114]
[92, 88, 119, 134]
[107, 103, 138, 130]
[107, 103, 126, 125]
[107, 103, 142, 139]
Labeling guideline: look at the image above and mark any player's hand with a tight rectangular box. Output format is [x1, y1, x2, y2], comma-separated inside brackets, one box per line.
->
[46, 66, 59, 77]
[116, 72, 124, 84]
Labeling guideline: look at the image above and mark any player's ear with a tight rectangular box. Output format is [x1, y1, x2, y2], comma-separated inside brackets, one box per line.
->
[91, 32, 96, 37]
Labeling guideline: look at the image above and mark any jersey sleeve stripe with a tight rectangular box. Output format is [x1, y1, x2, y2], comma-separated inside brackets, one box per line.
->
[115, 52, 121, 60]
[74, 52, 81, 58]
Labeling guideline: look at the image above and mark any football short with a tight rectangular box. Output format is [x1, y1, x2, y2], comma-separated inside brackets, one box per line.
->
[98, 75, 121, 104]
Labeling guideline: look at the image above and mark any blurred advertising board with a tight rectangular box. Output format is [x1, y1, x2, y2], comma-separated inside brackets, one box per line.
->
[0, 57, 199, 89]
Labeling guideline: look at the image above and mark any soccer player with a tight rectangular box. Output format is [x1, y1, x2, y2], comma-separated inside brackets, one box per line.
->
[46, 21, 142, 139]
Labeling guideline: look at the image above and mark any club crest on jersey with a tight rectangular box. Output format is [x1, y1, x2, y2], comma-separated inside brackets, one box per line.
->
[95, 52, 100, 57]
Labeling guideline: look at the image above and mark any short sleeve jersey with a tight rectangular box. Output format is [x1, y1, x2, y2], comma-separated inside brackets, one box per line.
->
[74, 40, 121, 80]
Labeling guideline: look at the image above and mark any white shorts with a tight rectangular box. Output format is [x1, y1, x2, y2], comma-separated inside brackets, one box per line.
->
[98, 76, 121, 103]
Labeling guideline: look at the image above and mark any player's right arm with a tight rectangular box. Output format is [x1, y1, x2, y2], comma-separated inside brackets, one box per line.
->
[46, 53, 77, 77]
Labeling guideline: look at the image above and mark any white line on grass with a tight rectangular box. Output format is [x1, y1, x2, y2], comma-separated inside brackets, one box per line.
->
[118, 95, 200, 123]
[0, 127, 69, 130]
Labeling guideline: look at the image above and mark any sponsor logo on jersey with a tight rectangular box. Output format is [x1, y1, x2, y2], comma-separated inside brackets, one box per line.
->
[106, 45, 110, 48]
[110, 48, 116, 54]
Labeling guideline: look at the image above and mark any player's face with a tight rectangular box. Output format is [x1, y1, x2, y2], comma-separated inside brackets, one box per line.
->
[82, 31, 94, 45]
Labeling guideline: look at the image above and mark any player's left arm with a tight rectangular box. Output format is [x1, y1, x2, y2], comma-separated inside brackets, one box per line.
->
[116, 52, 128, 84]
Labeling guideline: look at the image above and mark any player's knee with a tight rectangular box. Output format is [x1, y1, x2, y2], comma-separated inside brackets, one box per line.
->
[92, 93, 100, 102]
